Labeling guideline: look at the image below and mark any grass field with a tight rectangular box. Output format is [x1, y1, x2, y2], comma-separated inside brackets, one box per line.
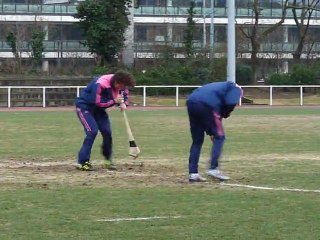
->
[0, 107, 320, 239]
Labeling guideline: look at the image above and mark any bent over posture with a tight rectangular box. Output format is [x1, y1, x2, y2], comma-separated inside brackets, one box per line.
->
[75, 71, 135, 171]
[187, 81, 243, 182]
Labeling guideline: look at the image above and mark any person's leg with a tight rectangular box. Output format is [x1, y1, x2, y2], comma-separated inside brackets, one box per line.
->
[207, 112, 229, 180]
[76, 108, 98, 165]
[208, 135, 229, 180]
[189, 125, 205, 174]
[95, 110, 117, 170]
[209, 112, 225, 169]
[95, 110, 114, 157]
[210, 135, 225, 169]
[187, 102, 205, 174]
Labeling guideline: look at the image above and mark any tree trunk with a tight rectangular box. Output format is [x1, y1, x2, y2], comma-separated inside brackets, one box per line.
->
[292, 39, 304, 62]
[251, 41, 260, 83]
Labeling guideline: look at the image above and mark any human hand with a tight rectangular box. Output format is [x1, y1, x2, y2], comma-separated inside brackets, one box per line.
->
[210, 135, 214, 142]
[119, 102, 127, 111]
[114, 95, 124, 104]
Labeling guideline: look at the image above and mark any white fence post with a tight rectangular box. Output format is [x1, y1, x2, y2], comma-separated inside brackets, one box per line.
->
[269, 86, 273, 106]
[300, 86, 303, 106]
[175, 86, 179, 107]
[8, 87, 11, 108]
[143, 86, 146, 107]
[77, 87, 80, 97]
[43, 87, 46, 108]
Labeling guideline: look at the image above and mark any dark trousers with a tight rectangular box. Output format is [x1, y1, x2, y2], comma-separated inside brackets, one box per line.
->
[187, 101, 225, 174]
[76, 107, 112, 164]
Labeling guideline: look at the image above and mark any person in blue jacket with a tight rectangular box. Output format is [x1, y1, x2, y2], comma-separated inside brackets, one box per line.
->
[186, 81, 243, 182]
[75, 71, 136, 171]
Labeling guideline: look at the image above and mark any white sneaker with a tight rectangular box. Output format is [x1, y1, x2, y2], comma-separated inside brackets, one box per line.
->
[207, 169, 230, 181]
[189, 173, 207, 183]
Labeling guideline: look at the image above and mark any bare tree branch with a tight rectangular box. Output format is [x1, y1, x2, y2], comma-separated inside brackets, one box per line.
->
[261, 0, 289, 39]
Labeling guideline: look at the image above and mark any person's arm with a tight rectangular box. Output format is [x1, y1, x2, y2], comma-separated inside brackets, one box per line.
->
[213, 111, 224, 136]
[95, 84, 116, 108]
[209, 111, 224, 142]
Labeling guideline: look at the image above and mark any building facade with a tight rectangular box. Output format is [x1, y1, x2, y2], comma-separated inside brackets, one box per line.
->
[0, 0, 320, 73]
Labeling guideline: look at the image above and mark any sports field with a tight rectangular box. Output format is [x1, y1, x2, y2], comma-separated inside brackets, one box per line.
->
[0, 107, 319, 239]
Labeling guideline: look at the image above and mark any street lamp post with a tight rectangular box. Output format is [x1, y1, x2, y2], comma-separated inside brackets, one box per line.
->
[210, 0, 214, 58]
[227, 0, 236, 83]
[203, 0, 206, 48]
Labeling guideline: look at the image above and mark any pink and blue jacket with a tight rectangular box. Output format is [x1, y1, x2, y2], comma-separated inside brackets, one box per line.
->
[75, 74, 129, 111]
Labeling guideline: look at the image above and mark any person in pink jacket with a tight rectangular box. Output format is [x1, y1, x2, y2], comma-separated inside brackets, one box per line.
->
[75, 70, 136, 171]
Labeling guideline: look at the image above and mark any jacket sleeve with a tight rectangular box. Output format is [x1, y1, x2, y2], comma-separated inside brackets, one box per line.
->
[95, 83, 115, 108]
[120, 89, 130, 106]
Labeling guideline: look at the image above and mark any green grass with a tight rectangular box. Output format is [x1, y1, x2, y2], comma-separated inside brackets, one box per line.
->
[0, 107, 320, 239]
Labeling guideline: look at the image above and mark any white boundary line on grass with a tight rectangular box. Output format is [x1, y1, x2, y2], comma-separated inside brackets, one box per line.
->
[97, 216, 182, 222]
[221, 183, 320, 193]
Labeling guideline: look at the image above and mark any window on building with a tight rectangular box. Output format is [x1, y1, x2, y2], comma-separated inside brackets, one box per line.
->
[149, 25, 167, 41]
[215, 26, 226, 42]
[216, 0, 226, 7]
[264, 27, 283, 43]
[0, 23, 34, 41]
[135, 25, 147, 41]
[288, 27, 298, 43]
[307, 27, 320, 42]
[135, 25, 167, 42]
[172, 26, 185, 42]
[172, 0, 201, 7]
[236, 0, 248, 8]
[271, 0, 284, 8]
[137, 0, 166, 6]
[49, 24, 84, 41]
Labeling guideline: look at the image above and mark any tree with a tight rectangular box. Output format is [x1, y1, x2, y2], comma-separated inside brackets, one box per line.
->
[5, 23, 29, 74]
[183, 1, 196, 58]
[75, 0, 131, 66]
[6, 32, 18, 59]
[289, 0, 320, 61]
[238, 0, 289, 82]
[29, 28, 46, 69]
[6, 32, 21, 73]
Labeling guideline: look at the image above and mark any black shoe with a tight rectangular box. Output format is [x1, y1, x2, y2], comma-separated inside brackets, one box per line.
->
[77, 161, 93, 171]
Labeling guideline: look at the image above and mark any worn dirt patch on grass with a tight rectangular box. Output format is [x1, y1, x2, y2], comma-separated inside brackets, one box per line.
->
[0, 158, 190, 189]
[1, 153, 319, 190]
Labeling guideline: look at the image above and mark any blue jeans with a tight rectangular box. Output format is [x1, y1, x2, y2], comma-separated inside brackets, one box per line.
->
[76, 107, 112, 164]
[187, 101, 225, 174]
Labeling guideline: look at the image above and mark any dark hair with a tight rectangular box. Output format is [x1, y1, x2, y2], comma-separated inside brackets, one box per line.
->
[112, 70, 136, 87]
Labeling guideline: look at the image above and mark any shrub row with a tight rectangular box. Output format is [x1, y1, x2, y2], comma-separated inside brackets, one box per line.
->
[267, 64, 320, 85]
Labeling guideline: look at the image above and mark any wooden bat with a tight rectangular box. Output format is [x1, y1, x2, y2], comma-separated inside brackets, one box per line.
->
[122, 110, 141, 158]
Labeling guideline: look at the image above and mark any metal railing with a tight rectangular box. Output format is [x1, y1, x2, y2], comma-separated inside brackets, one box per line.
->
[0, 85, 319, 108]
[1, 41, 320, 56]
[134, 42, 320, 54]
[0, 3, 319, 19]
[0, 3, 77, 14]
[0, 40, 87, 52]
[134, 6, 320, 19]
